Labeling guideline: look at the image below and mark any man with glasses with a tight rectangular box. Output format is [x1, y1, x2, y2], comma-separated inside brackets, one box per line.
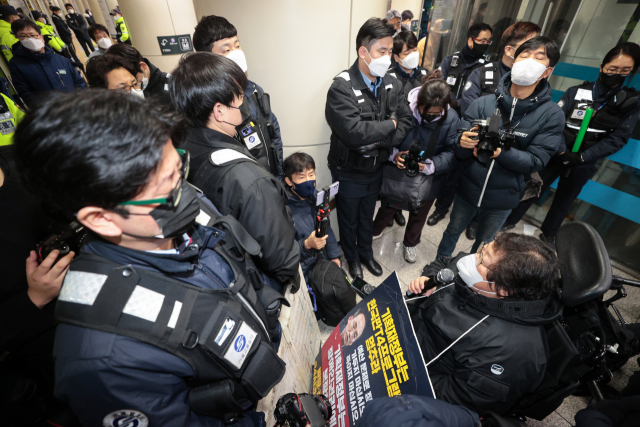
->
[13, 89, 285, 426]
[439, 23, 493, 103]
[8, 19, 85, 106]
[501, 42, 640, 244]
[86, 54, 144, 99]
[408, 232, 563, 415]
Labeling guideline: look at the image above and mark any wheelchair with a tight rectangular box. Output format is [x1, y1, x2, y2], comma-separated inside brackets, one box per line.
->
[503, 221, 640, 422]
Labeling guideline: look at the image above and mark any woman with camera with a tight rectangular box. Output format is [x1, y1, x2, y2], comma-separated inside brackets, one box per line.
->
[372, 70, 459, 263]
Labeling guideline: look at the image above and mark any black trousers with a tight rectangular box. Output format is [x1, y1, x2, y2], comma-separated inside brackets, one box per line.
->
[505, 157, 597, 237]
[74, 31, 94, 56]
[331, 168, 381, 262]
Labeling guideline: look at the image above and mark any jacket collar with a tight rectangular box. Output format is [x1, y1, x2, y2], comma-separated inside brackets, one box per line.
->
[496, 71, 553, 117]
[13, 43, 54, 61]
[186, 126, 254, 157]
[453, 281, 563, 326]
[287, 188, 315, 207]
[348, 59, 371, 91]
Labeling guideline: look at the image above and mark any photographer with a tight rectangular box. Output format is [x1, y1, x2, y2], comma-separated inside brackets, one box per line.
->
[437, 36, 565, 257]
[171, 52, 300, 292]
[13, 90, 285, 426]
[409, 233, 563, 415]
[373, 70, 458, 263]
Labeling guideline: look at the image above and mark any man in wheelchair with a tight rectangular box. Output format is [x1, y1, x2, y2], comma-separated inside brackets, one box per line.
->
[409, 232, 563, 416]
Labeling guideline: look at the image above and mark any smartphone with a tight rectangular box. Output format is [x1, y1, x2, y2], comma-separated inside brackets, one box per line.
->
[351, 277, 375, 298]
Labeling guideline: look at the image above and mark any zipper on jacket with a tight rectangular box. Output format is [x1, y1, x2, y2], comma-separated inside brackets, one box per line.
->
[56, 71, 66, 88]
[510, 97, 517, 121]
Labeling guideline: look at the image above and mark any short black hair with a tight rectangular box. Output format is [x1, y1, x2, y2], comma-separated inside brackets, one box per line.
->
[170, 52, 247, 128]
[514, 36, 560, 68]
[355, 18, 396, 54]
[86, 55, 137, 88]
[283, 152, 316, 180]
[16, 7, 23, 13]
[393, 30, 418, 56]
[106, 43, 144, 74]
[88, 23, 109, 41]
[417, 69, 452, 123]
[500, 21, 540, 52]
[64, 3, 73, 9]
[467, 22, 492, 40]
[193, 15, 237, 52]
[13, 90, 187, 216]
[50, 6, 61, 13]
[11, 19, 40, 35]
[401, 10, 413, 21]
[487, 233, 561, 301]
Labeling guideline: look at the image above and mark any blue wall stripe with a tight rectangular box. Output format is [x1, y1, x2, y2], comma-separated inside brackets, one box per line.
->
[553, 62, 640, 90]
[550, 178, 640, 224]
[551, 89, 563, 103]
[608, 138, 640, 169]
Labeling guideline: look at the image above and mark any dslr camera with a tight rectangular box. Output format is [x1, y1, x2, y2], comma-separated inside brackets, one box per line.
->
[274, 393, 332, 427]
[36, 221, 86, 264]
[462, 109, 516, 163]
[400, 139, 428, 177]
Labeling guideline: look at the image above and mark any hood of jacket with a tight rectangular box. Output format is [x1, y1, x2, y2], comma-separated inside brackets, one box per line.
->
[12, 42, 54, 61]
[495, 71, 553, 119]
[453, 280, 563, 326]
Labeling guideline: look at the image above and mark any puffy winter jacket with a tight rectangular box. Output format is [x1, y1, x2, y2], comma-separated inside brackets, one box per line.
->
[410, 252, 563, 416]
[286, 191, 340, 281]
[9, 44, 86, 107]
[455, 72, 564, 210]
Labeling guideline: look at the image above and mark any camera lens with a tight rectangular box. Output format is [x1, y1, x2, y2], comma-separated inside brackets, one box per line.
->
[314, 395, 332, 421]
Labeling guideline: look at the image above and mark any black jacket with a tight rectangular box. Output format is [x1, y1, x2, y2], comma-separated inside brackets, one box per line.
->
[557, 79, 640, 163]
[388, 61, 429, 100]
[142, 58, 172, 109]
[51, 14, 72, 43]
[64, 12, 87, 35]
[460, 59, 511, 115]
[411, 252, 563, 416]
[184, 127, 300, 287]
[456, 72, 565, 210]
[326, 60, 413, 178]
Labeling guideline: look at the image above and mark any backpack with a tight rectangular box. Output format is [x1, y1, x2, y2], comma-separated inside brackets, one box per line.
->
[308, 259, 357, 327]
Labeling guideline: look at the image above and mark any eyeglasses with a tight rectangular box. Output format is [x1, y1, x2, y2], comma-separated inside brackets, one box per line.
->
[119, 149, 190, 208]
[16, 33, 41, 40]
[117, 81, 143, 93]
[473, 37, 492, 45]
[476, 241, 490, 269]
[603, 66, 632, 76]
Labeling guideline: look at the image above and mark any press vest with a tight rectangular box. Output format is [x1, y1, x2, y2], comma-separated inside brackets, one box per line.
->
[388, 65, 428, 97]
[55, 200, 287, 423]
[564, 81, 638, 153]
[330, 70, 397, 173]
[237, 86, 280, 177]
[445, 51, 488, 98]
[479, 62, 500, 96]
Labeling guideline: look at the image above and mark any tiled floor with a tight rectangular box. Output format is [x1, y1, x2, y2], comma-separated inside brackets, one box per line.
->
[316, 201, 640, 426]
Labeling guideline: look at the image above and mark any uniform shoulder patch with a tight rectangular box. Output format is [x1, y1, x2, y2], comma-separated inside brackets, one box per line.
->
[484, 63, 493, 68]
[464, 81, 473, 91]
[421, 69, 427, 75]
[491, 364, 504, 375]
[103, 409, 149, 427]
[557, 100, 564, 108]
[210, 149, 254, 166]
[335, 71, 350, 81]
[388, 72, 397, 78]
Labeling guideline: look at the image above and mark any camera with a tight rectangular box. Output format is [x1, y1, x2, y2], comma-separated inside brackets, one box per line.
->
[461, 110, 516, 163]
[36, 221, 86, 265]
[400, 139, 428, 177]
[274, 393, 332, 427]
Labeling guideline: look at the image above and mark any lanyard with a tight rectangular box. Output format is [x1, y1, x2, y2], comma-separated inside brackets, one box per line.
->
[592, 82, 623, 112]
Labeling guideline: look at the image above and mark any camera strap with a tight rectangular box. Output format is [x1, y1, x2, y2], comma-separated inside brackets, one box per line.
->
[424, 122, 443, 159]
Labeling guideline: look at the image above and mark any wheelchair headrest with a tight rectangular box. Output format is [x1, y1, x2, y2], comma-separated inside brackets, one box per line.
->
[556, 222, 611, 307]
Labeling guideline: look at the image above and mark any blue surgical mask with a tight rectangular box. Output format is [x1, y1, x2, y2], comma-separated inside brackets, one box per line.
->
[292, 179, 316, 199]
[456, 254, 496, 294]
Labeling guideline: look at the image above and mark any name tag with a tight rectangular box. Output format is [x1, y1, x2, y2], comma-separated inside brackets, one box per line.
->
[243, 131, 262, 151]
[575, 88, 593, 101]
[224, 322, 257, 369]
[446, 76, 456, 85]
[571, 109, 586, 120]
[58, 69, 67, 75]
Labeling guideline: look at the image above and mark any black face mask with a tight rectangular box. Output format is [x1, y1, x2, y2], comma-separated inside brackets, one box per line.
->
[235, 98, 252, 133]
[471, 40, 489, 57]
[422, 113, 440, 123]
[600, 72, 626, 89]
[147, 181, 201, 239]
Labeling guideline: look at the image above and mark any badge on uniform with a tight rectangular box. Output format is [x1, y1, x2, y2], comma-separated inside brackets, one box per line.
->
[240, 122, 262, 151]
[446, 76, 457, 85]
[58, 69, 67, 75]
[103, 409, 149, 427]
[571, 109, 586, 120]
[485, 70, 493, 80]
[0, 120, 15, 135]
[224, 321, 257, 369]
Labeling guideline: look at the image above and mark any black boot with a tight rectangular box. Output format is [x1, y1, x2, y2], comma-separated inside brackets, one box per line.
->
[348, 260, 363, 279]
[427, 211, 445, 226]
[465, 222, 477, 240]
[394, 211, 406, 226]
[361, 258, 383, 276]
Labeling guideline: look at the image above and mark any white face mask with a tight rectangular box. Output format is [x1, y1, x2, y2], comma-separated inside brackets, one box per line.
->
[130, 88, 144, 99]
[456, 254, 497, 294]
[226, 49, 248, 73]
[141, 74, 149, 91]
[365, 49, 391, 78]
[511, 57, 549, 86]
[67, 9, 74, 14]
[22, 37, 45, 52]
[97, 37, 112, 50]
[400, 51, 419, 70]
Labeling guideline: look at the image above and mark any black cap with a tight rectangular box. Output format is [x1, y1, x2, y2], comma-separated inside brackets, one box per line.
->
[109, 9, 120, 15]
[0, 5, 18, 19]
[32, 10, 42, 20]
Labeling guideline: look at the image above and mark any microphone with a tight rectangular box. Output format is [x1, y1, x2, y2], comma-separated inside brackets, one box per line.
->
[406, 268, 455, 297]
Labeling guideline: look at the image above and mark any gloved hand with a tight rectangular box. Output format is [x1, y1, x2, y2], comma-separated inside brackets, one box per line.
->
[559, 151, 584, 167]
[353, 140, 387, 155]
